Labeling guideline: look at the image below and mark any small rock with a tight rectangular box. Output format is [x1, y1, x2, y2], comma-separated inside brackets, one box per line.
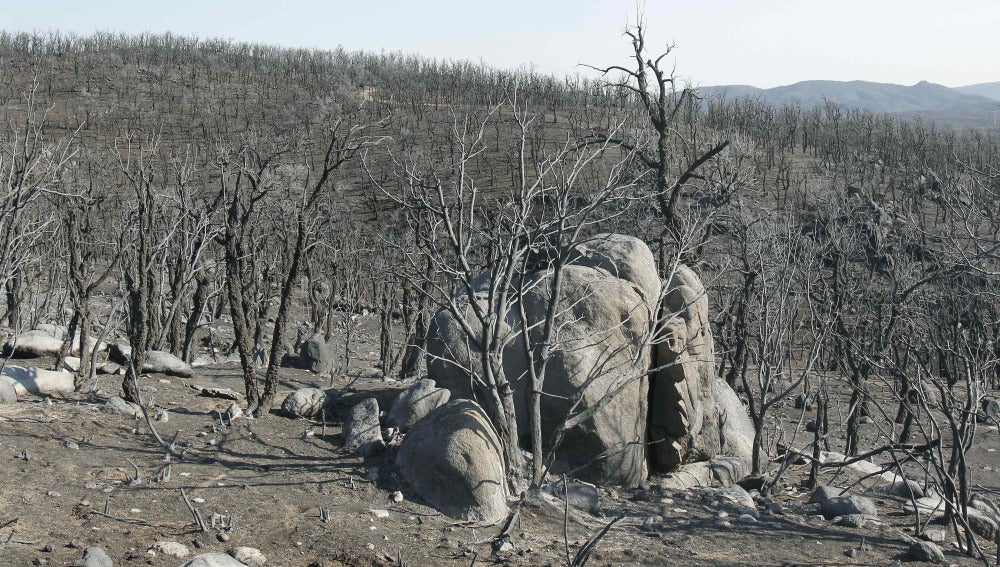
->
[62, 440, 79, 450]
[820, 495, 877, 519]
[75, 546, 113, 567]
[391, 491, 404, 503]
[181, 553, 245, 567]
[845, 547, 858, 558]
[737, 513, 757, 524]
[370, 509, 390, 519]
[835, 514, 867, 528]
[921, 527, 947, 543]
[641, 515, 664, 532]
[42, 543, 53, 552]
[47, 491, 61, 497]
[230, 547, 266, 566]
[908, 540, 945, 563]
[151, 541, 190, 558]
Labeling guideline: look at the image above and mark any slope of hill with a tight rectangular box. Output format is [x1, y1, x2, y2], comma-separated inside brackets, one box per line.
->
[956, 81, 1000, 102]
[699, 79, 1000, 131]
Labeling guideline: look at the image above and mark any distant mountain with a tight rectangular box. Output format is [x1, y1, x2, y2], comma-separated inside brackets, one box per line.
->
[956, 81, 1000, 102]
[697, 79, 1000, 131]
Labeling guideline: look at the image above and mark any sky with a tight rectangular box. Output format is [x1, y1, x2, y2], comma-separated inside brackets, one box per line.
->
[1, 0, 997, 89]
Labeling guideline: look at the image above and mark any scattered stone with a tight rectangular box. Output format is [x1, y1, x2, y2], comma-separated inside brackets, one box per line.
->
[921, 527, 947, 544]
[542, 480, 600, 514]
[0, 380, 17, 403]
[297, 334, 333, 375]
[809, 485, 842, 504]
[369, 509, 390, 519]
[102, 396, 142, 418]
[977, 398, 999, 424]
[793, 393, 812, 411]
[903, 496, 947, 519]
[737, 513, 757, 524]
[142, 350, 195, 377]
[75, 546, 113, 567]
[396, 400, 509, 523]
[343, 398, 383, 456]
[391, 491, 404, 503]
[870, 478, 924, 499]
[387, 378, 451, 431]
[641, 515, 665, 532]
[181, 553, 246, 567]
[967, 510, 997, 542]
[908, 540, 945, 564]
[805, 419, 818, 433]
[820, 495, 877, 519]
[280, 387, 331, 419]
[230, 546, 267, 566]
[718, 485, 756, 512]
[151, 541, 190, 558]
[835, 514, 867, 528]
[96, 362, 123, 375]
[1, 365, 75, 396]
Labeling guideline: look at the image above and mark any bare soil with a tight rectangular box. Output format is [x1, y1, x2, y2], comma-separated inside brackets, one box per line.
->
[1, 323, 998, 566]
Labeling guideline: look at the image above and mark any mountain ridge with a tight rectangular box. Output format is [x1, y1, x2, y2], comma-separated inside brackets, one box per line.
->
[696, 79, 1000, 131]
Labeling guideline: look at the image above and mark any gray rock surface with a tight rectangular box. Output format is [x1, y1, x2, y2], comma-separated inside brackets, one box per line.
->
[280, 387, 330, 419]
[181, 553, 247, 567]
[298, 334, 333, 375]
[103, 396, 143, 418]
[650, 265, 720, 470]
[142, 350, 195, 377]
[343, 398, 383, 456]
[230, 546, 266, 566]
[387, 378, 451, 431]
[3, 330, 66, 357]
[520, 264, 650, 486]
[75, 546, 114, 567]
[396, 400, 508, 523]
[820, 495, 877, 519]
[908, 540, 945, 563]
[567, 233, 661, 310]
[0, 380, 16, 403]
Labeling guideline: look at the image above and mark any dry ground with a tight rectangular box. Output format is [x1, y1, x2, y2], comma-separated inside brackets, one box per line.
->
[1, 322, 998, 567]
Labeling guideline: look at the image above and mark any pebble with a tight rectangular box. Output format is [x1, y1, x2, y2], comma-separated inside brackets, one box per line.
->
[46, 491, 61, 497]
[370, 509, 390, 519]
[737, 513, 758, 524]
[151, 541, 189, 558]
[85, 482, 98, 490]
[62, 441, 79, 450]
[391, 491, 404, 503]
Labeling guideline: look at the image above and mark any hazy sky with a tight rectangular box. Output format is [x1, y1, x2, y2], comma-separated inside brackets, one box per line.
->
[1, 0, 997, 88]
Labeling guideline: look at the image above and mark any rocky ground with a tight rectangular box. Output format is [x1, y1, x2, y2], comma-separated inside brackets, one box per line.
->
[1, 318, 999, 567]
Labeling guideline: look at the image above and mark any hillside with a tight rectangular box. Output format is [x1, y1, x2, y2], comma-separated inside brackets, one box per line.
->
[956, 80, 1000, 102]
[699, 79, 1000, 130]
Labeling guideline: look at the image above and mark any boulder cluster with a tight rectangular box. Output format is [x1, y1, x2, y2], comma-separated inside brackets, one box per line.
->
[395, 233, 755, 520]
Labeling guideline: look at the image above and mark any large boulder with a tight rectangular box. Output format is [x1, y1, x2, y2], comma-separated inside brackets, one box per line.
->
[520, 264, 650, 486]
[143, 350, 195, 377]
[0, 380, 16, 403]
[0, 365, 75, 397]
[567, 233, 661, 310]
[343, 398, 383, 456]
[714, 378, 754, 464]
[387, 378, 451, 431]
[108, 345, 194, 377]
[396, 400, 509, 523]
[298, 333, 333, 375]
[649, 265, 723, 471]
[2, 330, 66, 358]
[280, 387, 332, 419]
[425, 291, 530, 436]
